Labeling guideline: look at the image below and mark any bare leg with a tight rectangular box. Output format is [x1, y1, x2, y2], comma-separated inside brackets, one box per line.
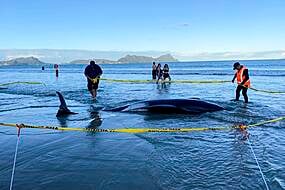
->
[157, 74, 162, 84]
[90, 89, 97, 98]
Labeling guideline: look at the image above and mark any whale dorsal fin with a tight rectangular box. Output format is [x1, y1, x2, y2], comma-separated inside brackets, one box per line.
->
[56, 91, 77, 116]
[56, 91, 68, 110]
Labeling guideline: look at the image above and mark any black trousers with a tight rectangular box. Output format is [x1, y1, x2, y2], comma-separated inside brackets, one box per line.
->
[152, 70, 156, 79]
[236, 85, 248, 103]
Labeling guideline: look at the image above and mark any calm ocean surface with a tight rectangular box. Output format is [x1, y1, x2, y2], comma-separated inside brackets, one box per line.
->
[0, 60, 285, 190]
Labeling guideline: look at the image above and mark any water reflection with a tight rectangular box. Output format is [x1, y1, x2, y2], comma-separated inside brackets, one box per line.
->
[57, 115, 69, 127]
[56, 106, 103, 129]
[157, 82, 171, 93]
[87, 111, 103, 129]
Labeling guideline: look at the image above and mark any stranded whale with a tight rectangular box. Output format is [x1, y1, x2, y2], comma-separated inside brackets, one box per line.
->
[103, 99, 224, 114]
[56, 92, 224, 116]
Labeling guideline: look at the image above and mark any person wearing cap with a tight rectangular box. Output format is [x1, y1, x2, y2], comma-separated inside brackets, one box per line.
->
[232, 62, 250, 103]
[84, 60, 103, 98]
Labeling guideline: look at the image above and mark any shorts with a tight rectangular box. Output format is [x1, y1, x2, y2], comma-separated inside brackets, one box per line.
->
[87, 80, 99, 91]
[163, 73, 170, 79]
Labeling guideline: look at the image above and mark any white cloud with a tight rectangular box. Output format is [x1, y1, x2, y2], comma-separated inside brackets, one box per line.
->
[164, 22, 191, 30]
[174, 50, 285, 61]
[178, 23, 190, 27]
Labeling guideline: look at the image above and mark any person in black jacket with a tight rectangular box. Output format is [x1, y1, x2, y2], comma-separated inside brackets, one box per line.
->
[84, 60, 103, 98]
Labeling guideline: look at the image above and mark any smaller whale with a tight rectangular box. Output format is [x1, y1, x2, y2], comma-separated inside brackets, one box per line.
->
[56, 91, 78, 117]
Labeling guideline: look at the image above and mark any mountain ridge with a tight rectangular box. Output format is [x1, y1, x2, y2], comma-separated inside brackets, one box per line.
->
[0, 57, 45, 65]
[0, 54, 178, 65]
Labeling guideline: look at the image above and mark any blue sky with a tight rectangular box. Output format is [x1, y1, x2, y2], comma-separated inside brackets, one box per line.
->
[1, 0, 285, 60]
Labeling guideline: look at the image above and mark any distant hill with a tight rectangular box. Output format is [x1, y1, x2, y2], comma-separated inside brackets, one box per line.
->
[0, 54, 178, 65]
[117, 54, 178, 63]
[0, 49, 171, 63]
[70, 54, 178, 64]
[117, 55, 153, 63]
[156, 54, 179, 62]
[0, 57, 46, 65]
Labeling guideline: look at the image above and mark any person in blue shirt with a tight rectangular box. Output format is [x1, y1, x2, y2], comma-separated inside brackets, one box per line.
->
[84, 60, 103, 98]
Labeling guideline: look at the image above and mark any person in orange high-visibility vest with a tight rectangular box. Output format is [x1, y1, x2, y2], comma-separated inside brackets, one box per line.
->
[232, 62, 250, 103]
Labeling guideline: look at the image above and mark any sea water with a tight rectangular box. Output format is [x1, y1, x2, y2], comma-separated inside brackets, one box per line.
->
[0, 60, 284, 189]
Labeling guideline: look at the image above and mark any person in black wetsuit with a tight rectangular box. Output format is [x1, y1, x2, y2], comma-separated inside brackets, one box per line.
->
[152, 62, 157, 80]
[232, 62, 251, 103]
[162, 64, 171, 81]
[84, 60, 103, 98]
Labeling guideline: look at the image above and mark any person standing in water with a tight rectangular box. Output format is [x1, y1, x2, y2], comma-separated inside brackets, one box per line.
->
[156, 63, 163, 83]
[54, 64, 59, 77]
[232, 62, 250, 103]
[152, 62, 157, 80]
[84, 60, 103, 98]
[162, 64, 171, 81]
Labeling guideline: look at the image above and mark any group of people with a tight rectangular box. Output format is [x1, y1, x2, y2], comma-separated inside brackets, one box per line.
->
[152, 62, 171, 82]
[84, 60, 250, 103]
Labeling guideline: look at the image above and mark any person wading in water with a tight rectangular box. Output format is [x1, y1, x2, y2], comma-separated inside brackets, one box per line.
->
[84, 60, 103, 98]
[232, 62, 250, 103]
[152, 62, 157, 80]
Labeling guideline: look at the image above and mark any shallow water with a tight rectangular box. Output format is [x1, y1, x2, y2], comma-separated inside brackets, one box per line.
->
[0, 60, 285, 190]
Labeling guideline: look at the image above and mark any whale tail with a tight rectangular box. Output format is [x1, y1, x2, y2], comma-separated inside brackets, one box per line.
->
[56, 91, 77, 117]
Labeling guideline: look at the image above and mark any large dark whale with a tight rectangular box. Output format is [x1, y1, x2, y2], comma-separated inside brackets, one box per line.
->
[56, 92, 224, 116]
[103, 99, 224, 114]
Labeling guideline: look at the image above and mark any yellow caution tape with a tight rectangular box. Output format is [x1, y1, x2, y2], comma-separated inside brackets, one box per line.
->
[101, 79, 284, 93]
[0, 116, 284, 133]
[248, 87, 285, 94]
[101, 78, 231, 84]
[237, 84, 285, 94]
[0, 81, 44, 86]
[86, 76, 100, 84]
[247, 116, 285, 127]
[0, 122, 227, 133]
[92, 78, 98, 84]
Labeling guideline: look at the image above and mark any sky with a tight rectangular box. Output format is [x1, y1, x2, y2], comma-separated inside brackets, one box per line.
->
[1, 0, 285, 60]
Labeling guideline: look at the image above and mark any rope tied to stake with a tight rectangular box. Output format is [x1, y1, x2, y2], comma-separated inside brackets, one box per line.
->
[237, 124, 270, 190]
[9, 124, 24, 190]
